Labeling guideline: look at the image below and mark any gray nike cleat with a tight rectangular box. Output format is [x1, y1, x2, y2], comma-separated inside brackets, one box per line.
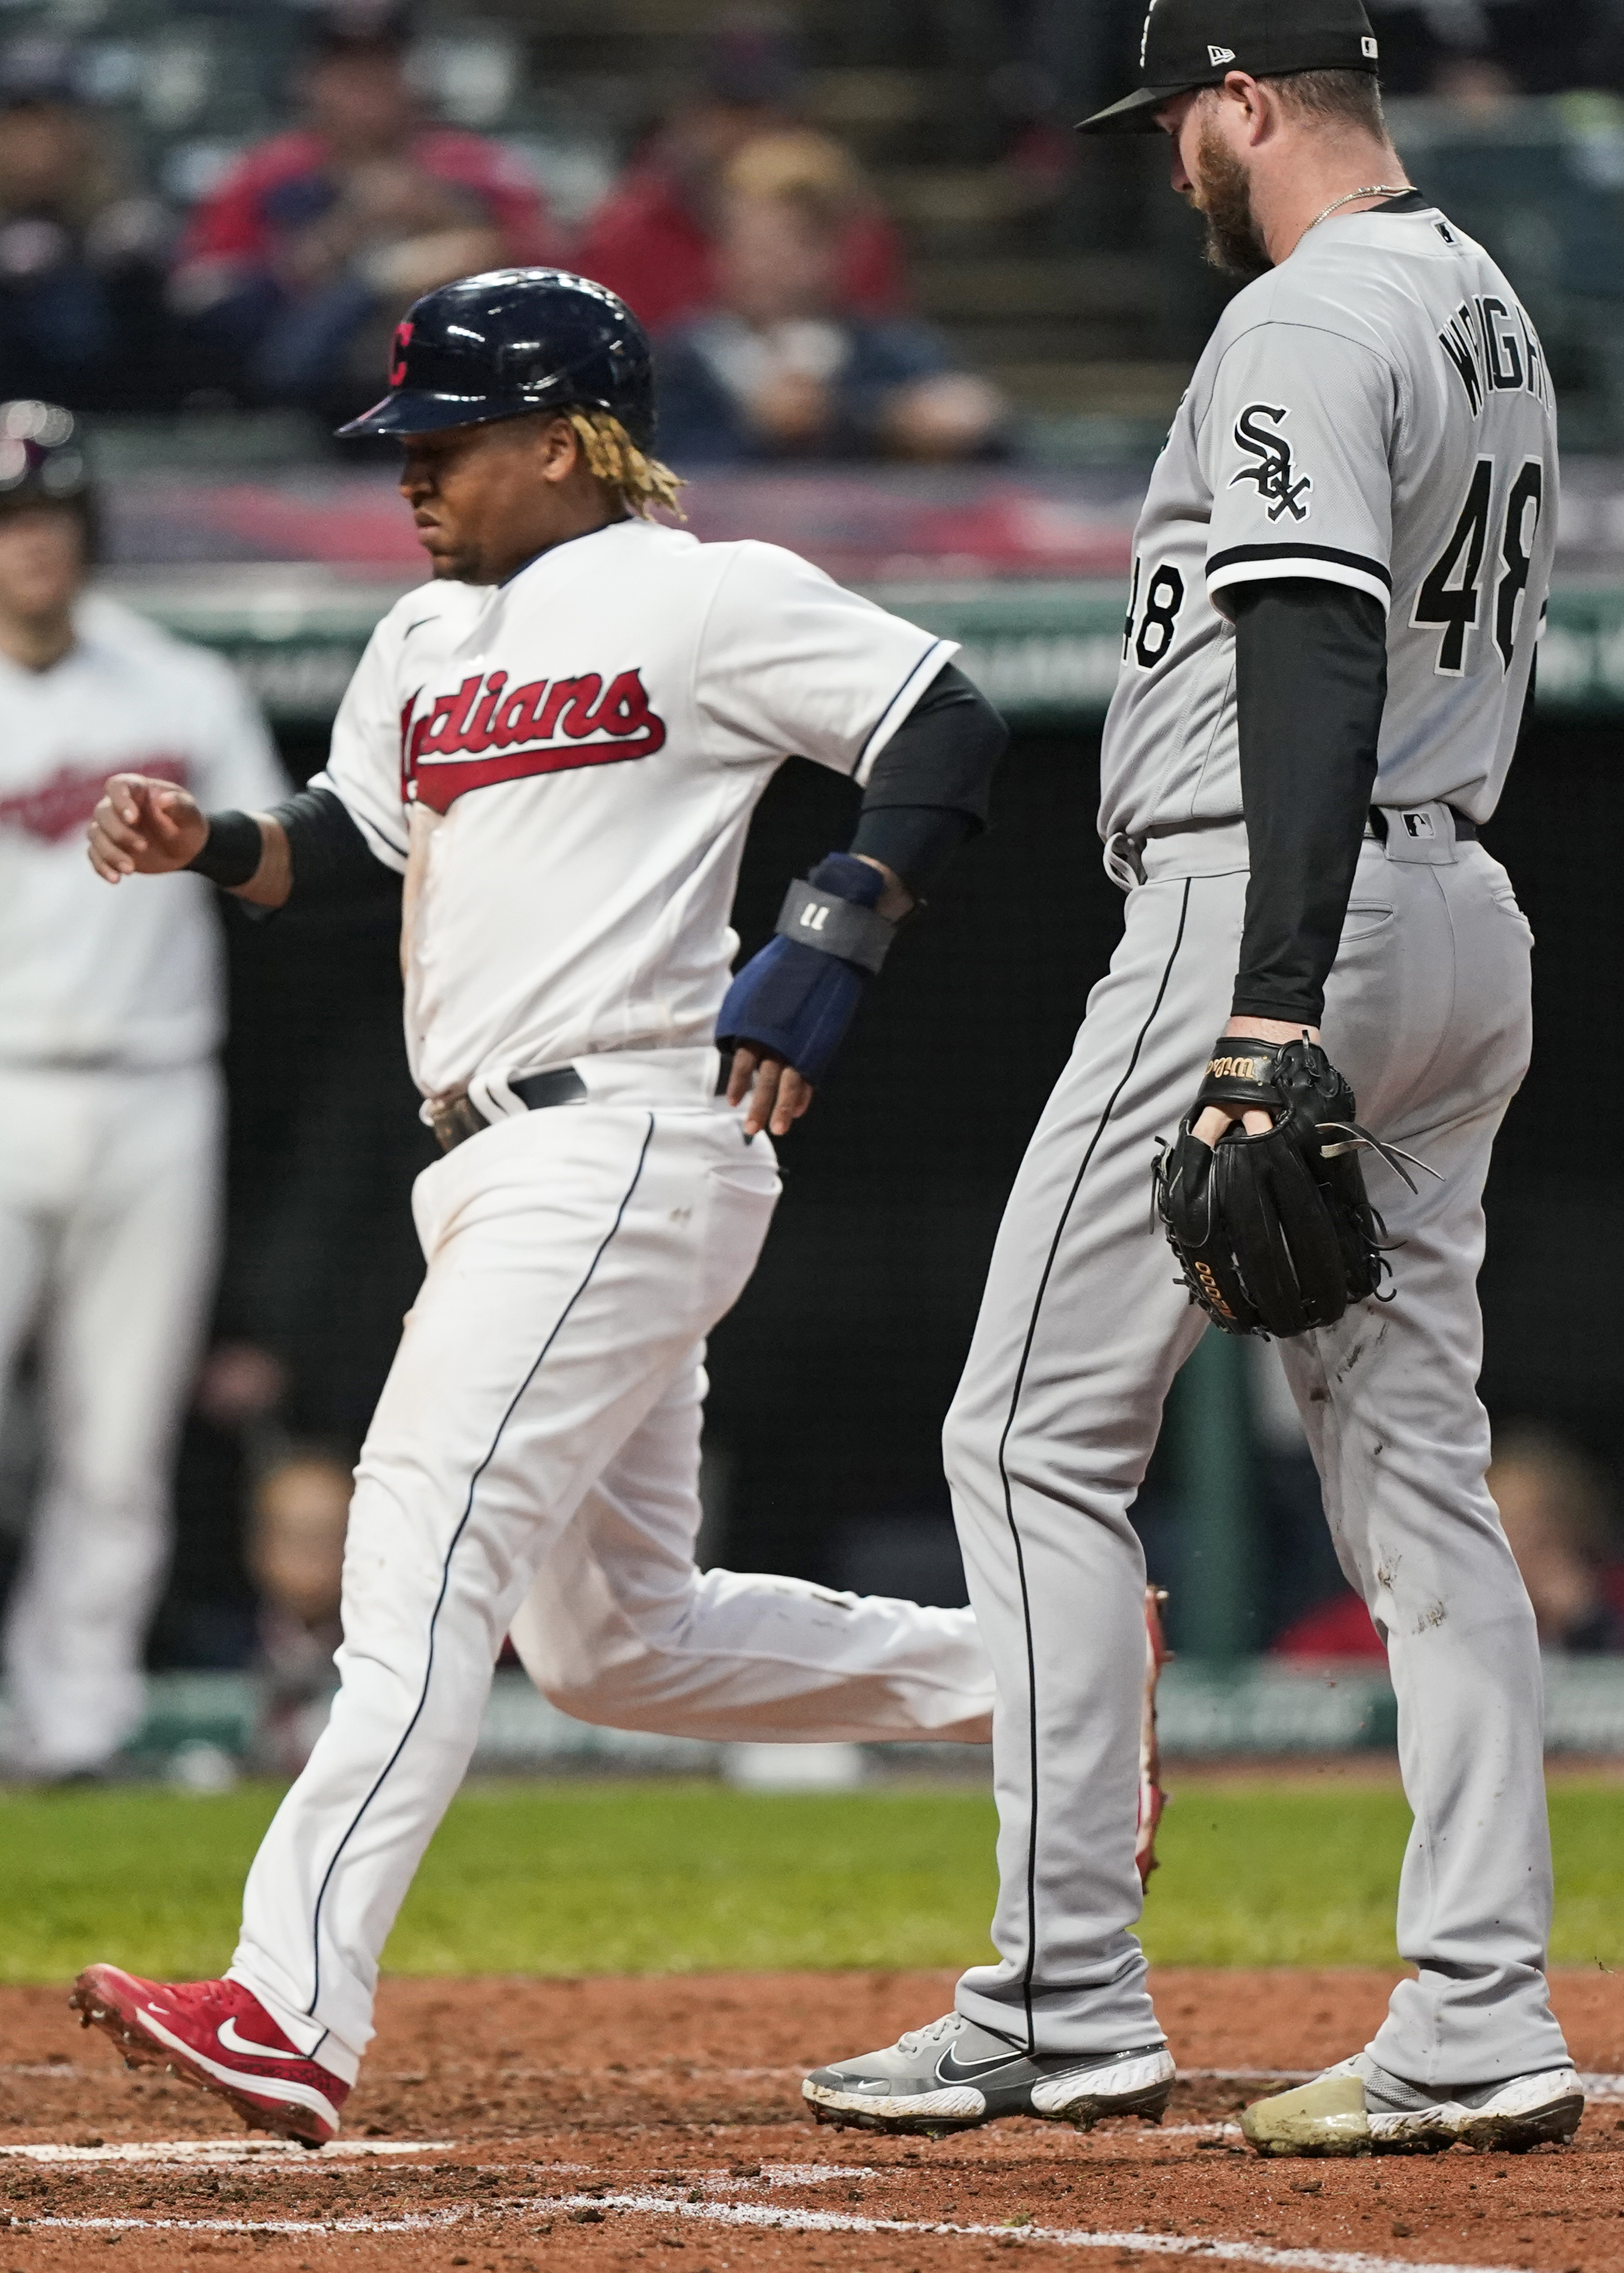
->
[1242, 2051, 1585, 2157]
[803, 2011, 1175, 2136]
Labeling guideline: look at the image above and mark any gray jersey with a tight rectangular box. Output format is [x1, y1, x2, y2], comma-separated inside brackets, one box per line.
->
[1100, 199, 1558, 844]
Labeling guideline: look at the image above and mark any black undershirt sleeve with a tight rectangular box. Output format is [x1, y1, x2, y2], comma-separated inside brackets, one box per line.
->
[277, 783, 392, 909]
[848, 662, 1007, 891]
[1230, 580, 1388, 1028]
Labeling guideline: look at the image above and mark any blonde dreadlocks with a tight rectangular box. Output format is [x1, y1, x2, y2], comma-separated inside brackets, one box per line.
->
[567, 409, 686, 522]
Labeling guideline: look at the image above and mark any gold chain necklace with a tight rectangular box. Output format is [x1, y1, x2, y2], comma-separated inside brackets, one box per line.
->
[1306, 183, 1414, 231]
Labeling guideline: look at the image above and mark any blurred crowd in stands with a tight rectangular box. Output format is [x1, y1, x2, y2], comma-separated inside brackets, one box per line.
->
[0, 0, 1009, 458]
[6, 0, 1624, 453]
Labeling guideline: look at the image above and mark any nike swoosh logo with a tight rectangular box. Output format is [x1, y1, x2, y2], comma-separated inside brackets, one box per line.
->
[214, 2015, 294, 2062]
[936, 2048, 1018, 2083]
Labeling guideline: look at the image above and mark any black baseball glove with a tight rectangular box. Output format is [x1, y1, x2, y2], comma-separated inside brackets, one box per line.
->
[1154, 1035, 1431, 1339]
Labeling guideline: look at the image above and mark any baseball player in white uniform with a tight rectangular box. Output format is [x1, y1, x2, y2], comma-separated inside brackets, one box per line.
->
[70, 270, 1004, 2143]
[808, 0, 1585, 2157]
[0, 401, 284, 1781]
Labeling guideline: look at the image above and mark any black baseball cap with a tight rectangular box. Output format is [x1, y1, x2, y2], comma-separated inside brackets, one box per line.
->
[1077, 0, 1380, 135]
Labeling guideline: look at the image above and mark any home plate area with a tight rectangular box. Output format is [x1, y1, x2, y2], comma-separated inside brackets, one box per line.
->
[3, 1972, 1622, 2273]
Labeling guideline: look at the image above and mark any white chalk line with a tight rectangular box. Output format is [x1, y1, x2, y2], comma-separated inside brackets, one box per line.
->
[13, 2183, 1535, 2272]
[550, 2191, 1538, 2273]
[19, 2212, 469, 2235]
[0, 2122, 1244, 2171]
[0, 2136, 454, 2164]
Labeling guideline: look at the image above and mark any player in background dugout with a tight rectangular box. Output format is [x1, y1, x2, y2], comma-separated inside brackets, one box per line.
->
[0, 403, 286, 1781]
[172, 1, 554, 425]
[575, 9, 904, 336]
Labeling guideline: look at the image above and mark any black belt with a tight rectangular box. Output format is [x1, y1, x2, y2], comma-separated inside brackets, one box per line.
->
[429, 1067, 589, 1153]
[430, 1058, 729, 1155]
[513, 1067, 590, 1111]
[1368, 805, 1477, 843]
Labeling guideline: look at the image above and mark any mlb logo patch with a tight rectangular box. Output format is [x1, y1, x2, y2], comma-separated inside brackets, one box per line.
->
[1402, 810, 1436, 839]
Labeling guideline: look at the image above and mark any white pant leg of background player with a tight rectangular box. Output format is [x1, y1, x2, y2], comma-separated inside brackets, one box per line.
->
[510, 1351, 992, 1744]
[0, 1195, 52, 1675]
[0, 1065, 221, 1775]
[944, 861, 1235, 2056]
[1275, 838, 1565, 2086]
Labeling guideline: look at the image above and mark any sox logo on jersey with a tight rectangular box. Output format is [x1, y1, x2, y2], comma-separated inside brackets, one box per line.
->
[399, 666, 667, 814]
[1229, 404, 1313, 522]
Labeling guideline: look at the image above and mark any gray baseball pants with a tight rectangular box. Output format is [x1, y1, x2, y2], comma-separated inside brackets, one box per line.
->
[945, 808, 1570, 2088]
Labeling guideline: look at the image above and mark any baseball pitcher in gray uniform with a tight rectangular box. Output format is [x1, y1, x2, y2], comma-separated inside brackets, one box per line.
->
[806, 0, 1584, 2158]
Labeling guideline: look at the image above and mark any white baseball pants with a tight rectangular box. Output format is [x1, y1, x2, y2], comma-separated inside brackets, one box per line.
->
[0, 1062, 221, 1776]
[231, 1048, 993, 2079]
[946, 815, 1570, 2088]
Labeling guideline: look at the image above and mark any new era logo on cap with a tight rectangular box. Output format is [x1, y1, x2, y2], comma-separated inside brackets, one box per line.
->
[1208, 44, 1237, 63]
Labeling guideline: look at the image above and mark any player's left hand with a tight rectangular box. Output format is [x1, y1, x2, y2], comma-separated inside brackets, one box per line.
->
[88, 773, 208, 882]
[726, 1044, 815, 1140]
[1191, 1015, 1320, 1146]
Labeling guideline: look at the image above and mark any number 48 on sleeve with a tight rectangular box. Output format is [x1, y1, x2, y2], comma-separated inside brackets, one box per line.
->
[1123, 558, 1188, 669]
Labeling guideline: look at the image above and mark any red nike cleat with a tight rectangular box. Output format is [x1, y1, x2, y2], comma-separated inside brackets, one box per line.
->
[69, 1965, 348, 2146]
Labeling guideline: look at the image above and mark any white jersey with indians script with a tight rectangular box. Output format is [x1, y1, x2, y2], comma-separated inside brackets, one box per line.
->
[0, 594, 286, 1070]
[315, 517, 954, 1109]
[1101, 195, 1558, 846]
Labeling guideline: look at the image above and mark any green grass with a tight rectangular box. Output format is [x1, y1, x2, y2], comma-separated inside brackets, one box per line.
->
[2, 1777, 1620, 1984]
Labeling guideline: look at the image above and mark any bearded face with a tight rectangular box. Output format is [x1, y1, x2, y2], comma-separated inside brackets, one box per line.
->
[1189, 112, 1272, 279]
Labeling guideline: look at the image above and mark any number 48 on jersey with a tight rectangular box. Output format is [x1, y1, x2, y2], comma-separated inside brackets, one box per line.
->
[1413, 456, 1544, 679]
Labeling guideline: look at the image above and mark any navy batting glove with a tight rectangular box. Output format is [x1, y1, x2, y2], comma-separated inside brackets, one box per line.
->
[718, 853, 892, 1087]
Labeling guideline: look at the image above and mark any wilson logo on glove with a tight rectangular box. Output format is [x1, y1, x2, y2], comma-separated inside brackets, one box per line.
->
[401, 668, 666, 813]
[1156, 1035, 1438, 1339]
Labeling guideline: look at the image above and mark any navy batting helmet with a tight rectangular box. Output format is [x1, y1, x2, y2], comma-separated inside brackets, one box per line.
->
[337, 269, 657, 450]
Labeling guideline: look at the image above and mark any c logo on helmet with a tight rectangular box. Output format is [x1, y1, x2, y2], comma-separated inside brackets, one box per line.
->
[390, 319, 413, 389]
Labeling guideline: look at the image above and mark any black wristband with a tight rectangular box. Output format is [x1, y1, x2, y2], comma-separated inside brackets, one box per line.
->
[185, 809, 263, 889]
[773, 876, 896, 974]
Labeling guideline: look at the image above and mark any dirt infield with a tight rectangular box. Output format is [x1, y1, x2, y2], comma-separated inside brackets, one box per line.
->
[4, 1970, 1622, 2273]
